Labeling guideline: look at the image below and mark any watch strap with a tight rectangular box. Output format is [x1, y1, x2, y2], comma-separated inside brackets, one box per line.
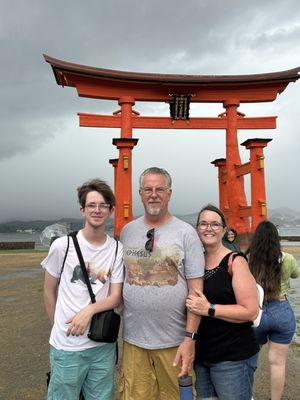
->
[208, 303, 215, 317]
[185, 331, 198, 341]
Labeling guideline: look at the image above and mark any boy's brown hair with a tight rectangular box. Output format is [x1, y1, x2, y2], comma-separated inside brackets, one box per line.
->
[77, 179, 115, 209]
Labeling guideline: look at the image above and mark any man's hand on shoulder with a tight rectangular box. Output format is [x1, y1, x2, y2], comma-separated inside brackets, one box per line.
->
[173, 337, 195, 377]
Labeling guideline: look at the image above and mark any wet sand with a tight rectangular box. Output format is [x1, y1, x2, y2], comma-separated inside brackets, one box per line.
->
[0, 249, 299, 399]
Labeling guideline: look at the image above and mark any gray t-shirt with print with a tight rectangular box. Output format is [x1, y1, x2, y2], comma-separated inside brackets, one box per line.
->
[120, 216, 204, 349]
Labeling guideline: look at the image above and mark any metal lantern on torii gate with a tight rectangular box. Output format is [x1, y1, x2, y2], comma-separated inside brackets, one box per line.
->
[44, 55, 300, 237]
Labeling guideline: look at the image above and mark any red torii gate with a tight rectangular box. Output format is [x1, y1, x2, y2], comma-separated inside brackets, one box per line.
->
[44, 55, 300, 237]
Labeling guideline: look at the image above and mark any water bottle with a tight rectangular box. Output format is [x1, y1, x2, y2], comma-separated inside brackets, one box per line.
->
[178, 375, 193, 400]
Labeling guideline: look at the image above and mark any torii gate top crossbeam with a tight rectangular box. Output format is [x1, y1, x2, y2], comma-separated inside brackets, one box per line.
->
[44, 54, 300, 103]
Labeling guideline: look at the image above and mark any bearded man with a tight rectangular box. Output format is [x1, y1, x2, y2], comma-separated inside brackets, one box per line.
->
[118, 167, 204, 400]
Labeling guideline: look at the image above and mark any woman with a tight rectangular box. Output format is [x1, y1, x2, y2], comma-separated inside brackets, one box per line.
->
[222, 228, 241, 252]
[186, 204, 259, 400]
[247, 221, 300, 400]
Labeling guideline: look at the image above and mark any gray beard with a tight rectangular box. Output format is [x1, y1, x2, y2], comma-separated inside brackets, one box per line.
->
[145, 205, 161, 216]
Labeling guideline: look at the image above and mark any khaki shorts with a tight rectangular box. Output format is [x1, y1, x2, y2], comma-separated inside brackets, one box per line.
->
[117, 341, 181, 400]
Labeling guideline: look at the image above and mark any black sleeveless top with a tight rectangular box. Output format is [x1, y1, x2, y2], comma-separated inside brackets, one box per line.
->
[195, 252, 259, 363]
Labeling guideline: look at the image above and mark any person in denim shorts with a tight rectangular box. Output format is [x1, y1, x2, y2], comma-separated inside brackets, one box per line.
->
[187, 205, 259, 400]
[247, 221, 300, 400]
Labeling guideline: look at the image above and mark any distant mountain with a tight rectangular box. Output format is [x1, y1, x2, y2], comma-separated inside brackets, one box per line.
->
[178, 213, 198, 226]
[0, 218, 114, 233]
[268, 208, 300, 227]
[0, 207, 299, 233]
[0, 218, 79, 233]
[269, 207, 300, 218]
[179, 208, 300, 228]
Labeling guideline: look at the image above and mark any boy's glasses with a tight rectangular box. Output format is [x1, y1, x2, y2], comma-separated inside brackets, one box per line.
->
[85, 203, 110, 212]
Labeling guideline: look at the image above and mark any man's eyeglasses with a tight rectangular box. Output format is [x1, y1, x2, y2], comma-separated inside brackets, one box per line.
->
[197, 221, 224, 231]
[140, 187, 170, 196]
[85, 203, 111, 212]
[145, 228, 155, 252]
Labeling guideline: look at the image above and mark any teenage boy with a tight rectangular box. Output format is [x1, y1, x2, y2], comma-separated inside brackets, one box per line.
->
[43, 179, 123, 400]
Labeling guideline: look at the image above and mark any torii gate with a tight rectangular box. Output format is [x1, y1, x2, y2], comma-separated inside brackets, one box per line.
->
[44, 55, 299, 237]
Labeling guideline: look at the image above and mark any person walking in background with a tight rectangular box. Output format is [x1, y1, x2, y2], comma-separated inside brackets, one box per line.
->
[118, 167, 204, 400]
[275, 224, 281, 237]
[187, 204, 259, 400]
[222, 227, 242, 252]
[247, 221, 300, 400]
[43, 179, 124, 400]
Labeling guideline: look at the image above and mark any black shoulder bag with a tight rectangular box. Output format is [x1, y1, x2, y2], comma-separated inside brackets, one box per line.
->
[70, 232, 121, 343]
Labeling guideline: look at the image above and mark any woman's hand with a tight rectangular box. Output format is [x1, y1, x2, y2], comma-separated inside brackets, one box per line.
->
[186, 289, 210, 316]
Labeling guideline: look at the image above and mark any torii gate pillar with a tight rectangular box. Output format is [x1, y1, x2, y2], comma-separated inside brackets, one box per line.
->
[213, 138, 272, 233]
[211, 158, 228, 213]
[112, 138, 138, 237]
[223, 99, 250, 232]
[109, 158, 119, 198]
[241, 138, 272, 232]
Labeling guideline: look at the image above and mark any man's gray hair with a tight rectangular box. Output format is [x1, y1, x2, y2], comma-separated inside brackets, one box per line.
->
[139, 167, 172, 189]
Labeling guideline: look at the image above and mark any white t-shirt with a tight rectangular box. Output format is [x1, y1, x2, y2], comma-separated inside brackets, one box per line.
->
[41, 230, 124, 351]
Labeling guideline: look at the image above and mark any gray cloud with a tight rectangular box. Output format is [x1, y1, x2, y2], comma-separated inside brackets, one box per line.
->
[0, 0, 299, 221]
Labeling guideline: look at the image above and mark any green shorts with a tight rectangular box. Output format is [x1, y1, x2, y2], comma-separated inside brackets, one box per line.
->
[48, 343, 116, 400]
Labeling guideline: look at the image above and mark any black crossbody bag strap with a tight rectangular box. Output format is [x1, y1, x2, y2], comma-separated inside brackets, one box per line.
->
[69, 232, 96, 303]
[58, 235, 70, 285]
[70, 233, 119, 303]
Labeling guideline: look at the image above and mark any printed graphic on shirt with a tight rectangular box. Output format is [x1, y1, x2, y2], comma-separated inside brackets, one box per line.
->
[70, 262, 111, 285]
[124, 245, 182, 286]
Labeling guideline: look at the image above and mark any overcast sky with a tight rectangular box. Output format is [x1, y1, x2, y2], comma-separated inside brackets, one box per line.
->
[0, 0, 299, 222]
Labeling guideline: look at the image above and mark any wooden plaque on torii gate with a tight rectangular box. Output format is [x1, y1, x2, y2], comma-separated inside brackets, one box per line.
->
[44, 54, 300, 237]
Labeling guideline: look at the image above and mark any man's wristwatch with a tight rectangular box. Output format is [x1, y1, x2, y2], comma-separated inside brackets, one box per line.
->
[185, 331, 198, 341]
[208, 303, 215, 317]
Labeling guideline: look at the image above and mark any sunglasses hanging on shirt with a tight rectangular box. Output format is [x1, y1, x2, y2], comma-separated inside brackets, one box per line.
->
[145, 228, 155, 252]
